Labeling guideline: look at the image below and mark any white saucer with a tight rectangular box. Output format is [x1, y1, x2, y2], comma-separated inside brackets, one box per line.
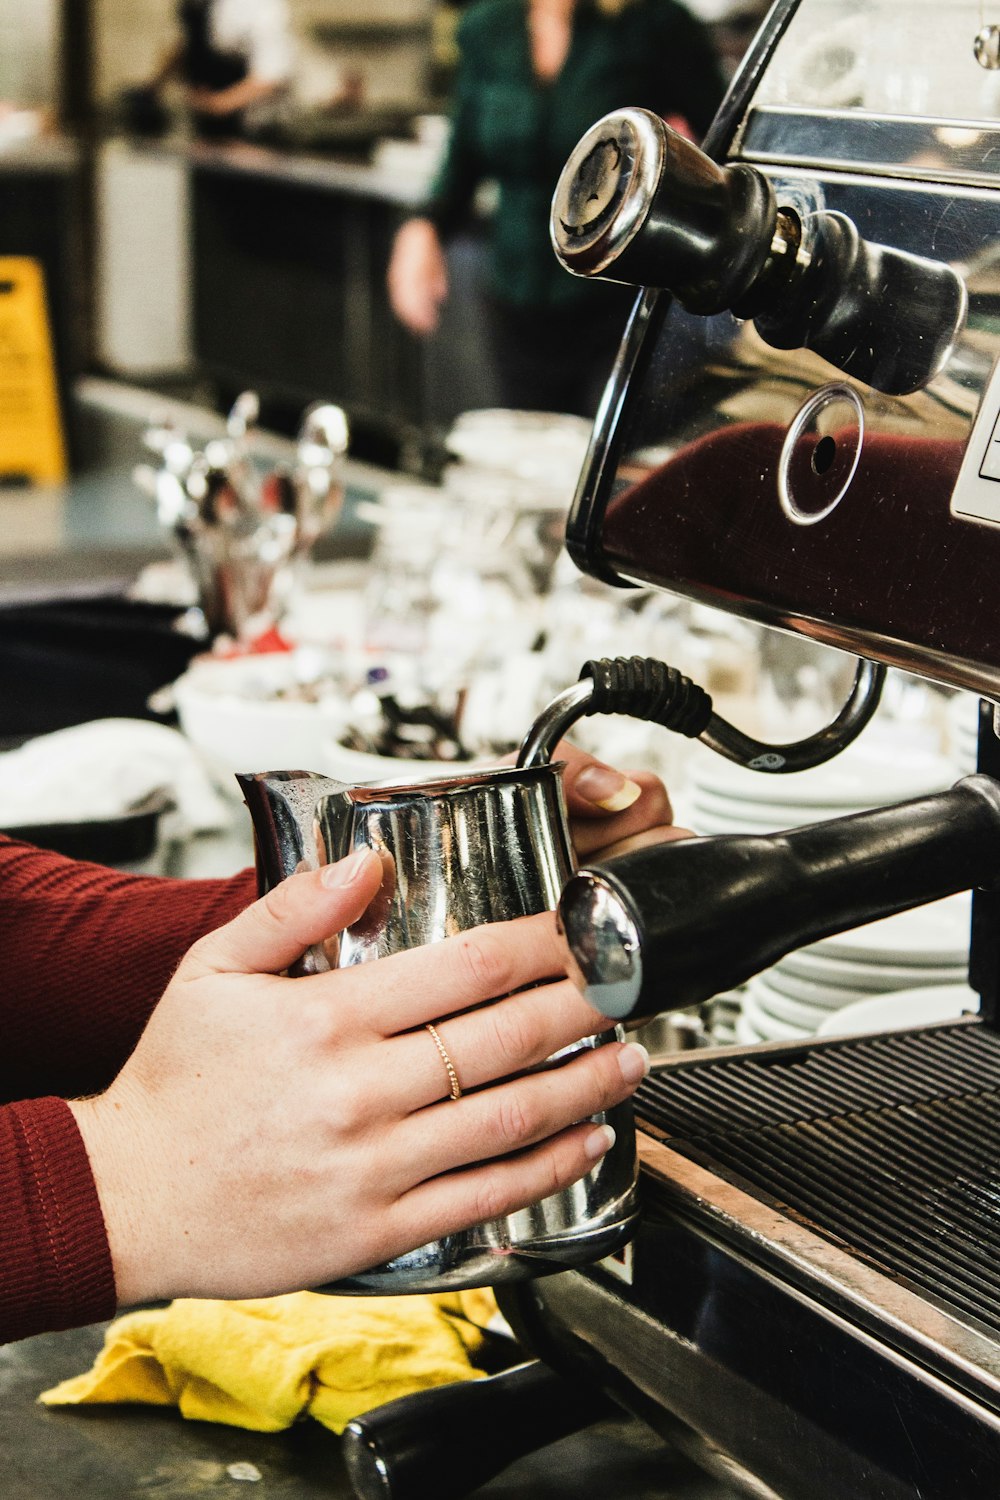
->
[735, 1009, 765, 1046]
[694, 744, 953, 809]
[752, 977, 830, 1031]
[776, 944, 969, 991]
[688, 811, 773, 837]
[690, 786, 866, 825]
[815, 983, 979, 1038]
[761, 965, 870, 1012]
[743, 986, 812, 1042]
[690, 788, 822, 824]
[810, 893, 972, 966]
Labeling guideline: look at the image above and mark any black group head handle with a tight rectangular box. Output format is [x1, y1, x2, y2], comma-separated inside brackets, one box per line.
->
[558, 775, 1000, 1026]
[550, 107, 966, 395]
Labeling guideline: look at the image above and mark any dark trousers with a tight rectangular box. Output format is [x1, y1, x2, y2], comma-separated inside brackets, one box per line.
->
[486, 288, 637, 419]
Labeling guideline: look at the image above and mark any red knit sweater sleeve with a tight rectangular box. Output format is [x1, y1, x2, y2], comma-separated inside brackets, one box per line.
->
[1, 837, 257, 1343]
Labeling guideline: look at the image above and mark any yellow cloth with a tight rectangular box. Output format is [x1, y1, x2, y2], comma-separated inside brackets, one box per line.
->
[39, 1288, 499, 1435]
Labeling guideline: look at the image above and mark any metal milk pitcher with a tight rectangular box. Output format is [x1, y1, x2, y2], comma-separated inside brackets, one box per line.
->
[238, 657, 692, 1293]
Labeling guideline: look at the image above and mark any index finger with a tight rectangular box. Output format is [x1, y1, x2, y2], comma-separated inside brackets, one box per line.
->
[332, 910, 593, 1036]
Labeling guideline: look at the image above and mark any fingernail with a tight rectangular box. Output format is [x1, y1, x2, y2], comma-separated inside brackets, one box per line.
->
[575, 765, 642, 813]
[618, 1042, 651, 1085]
[584, 1123, 616, 1160]
[321, 848, 376, 888]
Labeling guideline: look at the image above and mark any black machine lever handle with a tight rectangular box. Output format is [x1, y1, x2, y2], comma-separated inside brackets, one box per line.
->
[550, 107, 966, 395]
[558, 775, 1000, 1025]
[341, 1359, 612, 1500]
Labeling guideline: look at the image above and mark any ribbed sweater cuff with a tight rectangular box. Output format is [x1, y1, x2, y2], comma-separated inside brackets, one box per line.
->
[1, 1096, 116, 1344]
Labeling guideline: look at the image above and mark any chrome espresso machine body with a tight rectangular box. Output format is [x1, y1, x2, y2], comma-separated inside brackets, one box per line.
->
[499, 3, 1000, 1496]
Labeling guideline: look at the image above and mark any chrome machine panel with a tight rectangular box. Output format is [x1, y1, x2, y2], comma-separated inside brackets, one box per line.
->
[568, 0, 1000, 701]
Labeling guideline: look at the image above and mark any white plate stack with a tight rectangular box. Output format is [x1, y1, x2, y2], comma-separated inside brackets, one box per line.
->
[946, 691, 981, 775]
[735, 894, 977, 1045]
[676, 739, 973, 1046]
[683, 739, 957, 839]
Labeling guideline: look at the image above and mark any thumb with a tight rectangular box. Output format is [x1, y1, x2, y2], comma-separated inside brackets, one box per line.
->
[183, 848, 383, 978]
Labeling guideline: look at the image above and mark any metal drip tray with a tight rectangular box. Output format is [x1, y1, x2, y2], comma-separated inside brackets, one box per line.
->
[635, 1019, 1000, 1341]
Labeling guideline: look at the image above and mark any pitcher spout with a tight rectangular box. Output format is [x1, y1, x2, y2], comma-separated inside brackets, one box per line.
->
[238, 768, 357, 880]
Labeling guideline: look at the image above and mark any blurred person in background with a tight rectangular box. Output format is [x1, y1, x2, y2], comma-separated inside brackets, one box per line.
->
[129, 0, 294, 139]
[388, 0, 724, 417]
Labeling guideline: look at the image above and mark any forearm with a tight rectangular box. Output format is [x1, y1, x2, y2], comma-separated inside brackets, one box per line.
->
[148, 41, 184, 91]
[0, 838, 255, 1103]
[0, 1097, 115, 1344]
[189, 75, 283, 116]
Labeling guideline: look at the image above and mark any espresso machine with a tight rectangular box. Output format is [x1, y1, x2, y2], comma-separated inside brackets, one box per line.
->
[342, 2, 1000, 1494]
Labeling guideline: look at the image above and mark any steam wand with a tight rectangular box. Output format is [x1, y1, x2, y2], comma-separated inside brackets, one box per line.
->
[517, 654, 885, 773]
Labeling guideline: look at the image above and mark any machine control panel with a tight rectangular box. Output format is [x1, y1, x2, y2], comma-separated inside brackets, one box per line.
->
[953, 360, 1000, 526]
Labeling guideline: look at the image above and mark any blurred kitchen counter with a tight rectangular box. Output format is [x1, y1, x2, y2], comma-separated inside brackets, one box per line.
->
[94, 131, 499, 457]
[0, 376, 382, 600]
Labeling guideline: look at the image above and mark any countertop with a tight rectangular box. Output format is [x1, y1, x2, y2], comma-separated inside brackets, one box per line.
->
[1, 1320, 739, 1500]
[0, 377, 384, 601]
[110, 131, 435, 209]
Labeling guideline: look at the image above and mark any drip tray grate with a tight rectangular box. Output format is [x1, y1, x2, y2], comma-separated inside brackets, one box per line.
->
[635, 1022, 1000, 1338]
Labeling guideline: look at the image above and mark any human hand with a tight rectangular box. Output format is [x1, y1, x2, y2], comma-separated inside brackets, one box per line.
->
[388, 217, 449, 335]
[546, 741, 688, 861]
[70, 850, 649, 1308]
[186, 85, 228, 115]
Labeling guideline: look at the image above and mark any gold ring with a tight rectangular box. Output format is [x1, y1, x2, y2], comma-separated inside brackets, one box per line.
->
[426, 1023, 462, 1101]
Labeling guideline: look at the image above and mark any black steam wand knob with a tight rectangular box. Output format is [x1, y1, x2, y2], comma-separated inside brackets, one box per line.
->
[558, 775, 1000, 1026]
[550, 107, 966, 396]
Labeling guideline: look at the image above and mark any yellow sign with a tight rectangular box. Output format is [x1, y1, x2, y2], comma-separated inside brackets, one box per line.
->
[0, 256, 67, 484]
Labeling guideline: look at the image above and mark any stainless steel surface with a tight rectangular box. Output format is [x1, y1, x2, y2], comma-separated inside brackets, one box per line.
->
[0, 1319, 742, 1500]
[754, 2, 1000, 130]
[527, 8, 1000, 1487]
[134, 391, 348, 638]
[567, 159, 1000, 699]
[634, 1031, 1000, 1399]
[517, 679, 595, 769]
[246, 764, 576, 971]
[559, 869, 644, 1022]
[239, 754, 638, 1296]
[976, 25, 1000, 71]
[775, 383, 865, 526]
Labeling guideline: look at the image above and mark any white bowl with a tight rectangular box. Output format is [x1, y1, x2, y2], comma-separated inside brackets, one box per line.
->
[322, 736, 493, 788]
[174, 653, 349, 789]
